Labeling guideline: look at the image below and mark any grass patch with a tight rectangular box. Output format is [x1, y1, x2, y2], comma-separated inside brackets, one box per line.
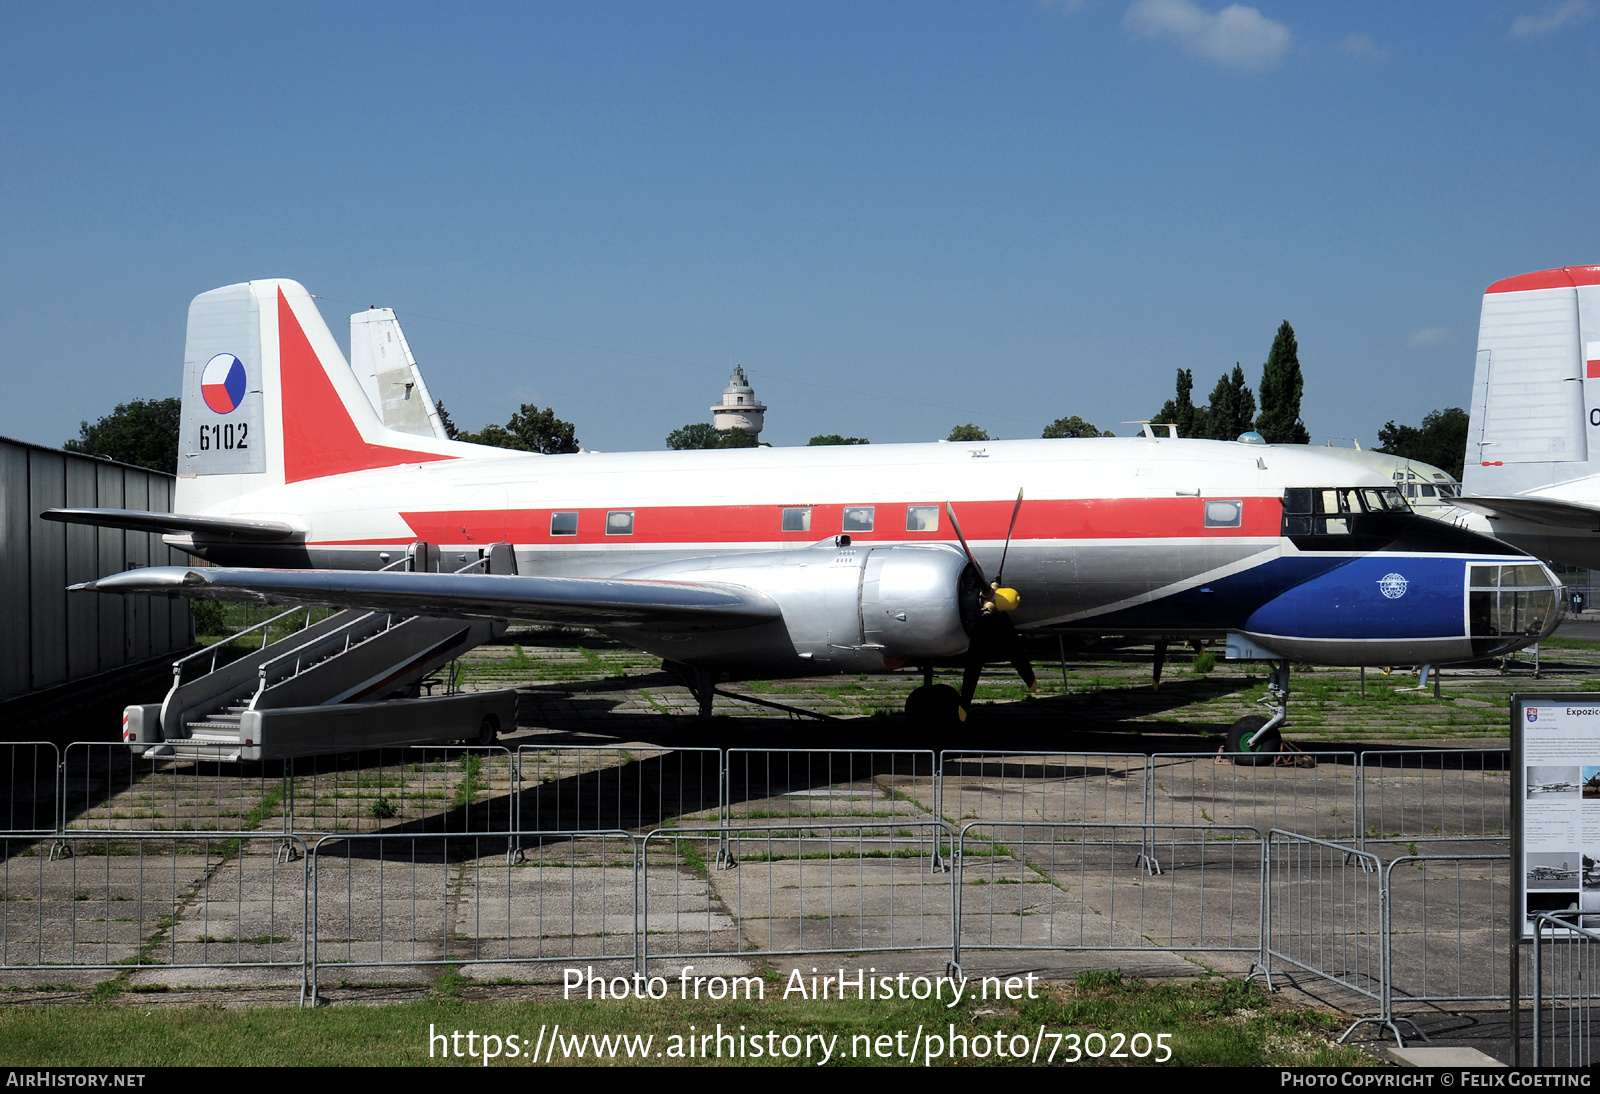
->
[0, 976, 1371, 1067]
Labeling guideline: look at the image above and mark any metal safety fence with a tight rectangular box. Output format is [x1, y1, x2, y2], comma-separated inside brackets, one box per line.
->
[936, 750, 1148, 827]
[308, 830, 639, 1003]
[1381, 853, 1513, 1010]
[1531, 913, 1598, 1068]
[514, 745, 722, 832]
[1357, 749, 1511, 848]
[28, 741, 1523, 850]
[951, 822, 1265, 971]
[640, 820, 954, 971]
[1, 742, 59, 835]
[1148, 752, 1359, 845]
[0, 832, 309, 1000]
[1263, 830, 1395, 1042]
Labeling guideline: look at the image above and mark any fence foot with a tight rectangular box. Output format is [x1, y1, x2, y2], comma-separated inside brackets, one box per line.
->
[275, 839, 302, 864]
[48, 839, 71, 861]
[1246, 961, 1274, 992]
[1137, 852, 1163, 876]
[946, 961, 963, 981]
[1337, 1015, 1427, 1047]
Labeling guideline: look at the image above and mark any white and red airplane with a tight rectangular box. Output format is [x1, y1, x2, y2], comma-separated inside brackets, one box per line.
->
[49, 279, 1561, 756]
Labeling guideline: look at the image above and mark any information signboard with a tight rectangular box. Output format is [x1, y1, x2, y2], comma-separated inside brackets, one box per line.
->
[1511, 694, 1600, 938]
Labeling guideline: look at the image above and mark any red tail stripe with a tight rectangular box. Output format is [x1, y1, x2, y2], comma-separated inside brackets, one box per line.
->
[278, 288, 456, 483]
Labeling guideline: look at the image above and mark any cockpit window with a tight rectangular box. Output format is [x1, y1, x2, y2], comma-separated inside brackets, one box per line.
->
[1282, 485, 1411, 536]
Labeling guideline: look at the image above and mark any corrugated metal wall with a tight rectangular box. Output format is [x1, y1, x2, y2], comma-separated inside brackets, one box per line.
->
[0, 437, 191, 700]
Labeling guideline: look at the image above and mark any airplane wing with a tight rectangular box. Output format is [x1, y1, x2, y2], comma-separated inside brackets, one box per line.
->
[43, 507, 300, 541]
[74, 566, 782, 632]
[1450, 496, 1600, 530]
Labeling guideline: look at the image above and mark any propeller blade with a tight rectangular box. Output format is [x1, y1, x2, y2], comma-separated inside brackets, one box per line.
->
[995, 488, 1024, 587]
[944, 501, 987, 586]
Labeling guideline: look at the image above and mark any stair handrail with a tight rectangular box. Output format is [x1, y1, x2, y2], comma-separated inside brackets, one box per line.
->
[171, 604, 312, 682]
[251, 610, 398, 702]
[168, 556, 411, 683]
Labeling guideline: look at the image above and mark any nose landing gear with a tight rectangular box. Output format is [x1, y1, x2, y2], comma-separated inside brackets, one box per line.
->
[1224, 659, 1289, 766]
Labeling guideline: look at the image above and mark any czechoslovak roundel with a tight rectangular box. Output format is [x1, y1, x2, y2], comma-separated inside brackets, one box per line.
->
[201, 353, 247, 414]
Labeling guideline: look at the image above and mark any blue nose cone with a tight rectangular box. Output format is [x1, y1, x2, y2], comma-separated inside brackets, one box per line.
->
[1240, 555, 1561, 667]
[1245, 556, 1466, 641]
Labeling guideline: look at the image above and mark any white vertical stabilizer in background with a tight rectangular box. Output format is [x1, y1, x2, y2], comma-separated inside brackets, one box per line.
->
[1465, 266, 1600, 498]
[349, 308, 448, 440]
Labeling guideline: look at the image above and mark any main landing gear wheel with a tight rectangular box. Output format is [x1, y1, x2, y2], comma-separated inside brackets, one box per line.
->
[476, 714, 500, 747]
[905, 684, 963, 728]
[1226, 715, 1281, 766]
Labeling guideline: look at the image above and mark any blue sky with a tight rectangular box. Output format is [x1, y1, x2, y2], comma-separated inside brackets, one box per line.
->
[3, 1, 1598, 453]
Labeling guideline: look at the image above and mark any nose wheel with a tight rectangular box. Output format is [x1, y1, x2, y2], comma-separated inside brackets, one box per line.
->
[1225, 659, 1289, 765]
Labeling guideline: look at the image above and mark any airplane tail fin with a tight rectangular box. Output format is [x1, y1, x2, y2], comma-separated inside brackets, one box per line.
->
[1463, 265, 1600, 498]
[176, 280, 474, 515]
[349, 306, 450, 440]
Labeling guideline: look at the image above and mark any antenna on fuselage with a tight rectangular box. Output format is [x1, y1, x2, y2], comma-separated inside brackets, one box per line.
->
[1124, 421, 1178, 439]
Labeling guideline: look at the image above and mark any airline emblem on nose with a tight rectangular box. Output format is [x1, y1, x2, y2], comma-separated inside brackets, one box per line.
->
[1377, 573, 1409, 600]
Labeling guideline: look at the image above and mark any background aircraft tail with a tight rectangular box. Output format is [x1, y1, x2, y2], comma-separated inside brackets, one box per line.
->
[175, 280, 481, 515]
[349, 306, 450, 440]
[1463, 265, 1600, 499]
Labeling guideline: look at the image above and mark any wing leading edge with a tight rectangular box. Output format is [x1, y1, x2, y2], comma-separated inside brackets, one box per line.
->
[74, 567, 782, 631]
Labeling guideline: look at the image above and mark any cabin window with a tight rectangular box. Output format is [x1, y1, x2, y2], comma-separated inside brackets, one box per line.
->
[906, 505, 940, 532]
[781, 507, 812, 532]
[1204, 500, 1242, 528]
[842, 506, 875, 533]
[605, 511, 634, 536]
[1420, 484, 1436, 497]
[550, 511, 579, 536]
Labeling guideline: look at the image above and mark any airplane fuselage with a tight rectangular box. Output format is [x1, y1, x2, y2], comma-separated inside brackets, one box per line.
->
[170, 435, 1559, 673]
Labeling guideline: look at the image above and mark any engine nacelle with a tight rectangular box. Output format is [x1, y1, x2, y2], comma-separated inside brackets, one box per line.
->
[610, 541, 975, 672]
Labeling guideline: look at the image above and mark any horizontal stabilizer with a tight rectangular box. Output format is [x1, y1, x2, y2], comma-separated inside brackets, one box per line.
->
[73, 566, 782, 631]
[1450, 496, 1600, 530]
[42, 508, 300, 541]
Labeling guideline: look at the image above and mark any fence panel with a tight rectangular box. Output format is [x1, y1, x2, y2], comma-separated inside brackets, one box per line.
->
[61, 742, 281, 834]
[1, 742, 59, 835]
[1531, 913, 1598, 1068]
[283, 745, 516, 836]
[1267, 829, 1388, 1040]
[308, 831, 637, 998]
[1358, 749, 1511, 847]
[725, 748, 937, 829]
[936, 751, 1147, 828]
[641, 821, 954, 969]
[514, 745, 722, 832]
[0, 832, 307, 995]
[1383, 854, 1512, 1009]
[953, 822, 1264, 969]
[1149, 752, 1358, 844]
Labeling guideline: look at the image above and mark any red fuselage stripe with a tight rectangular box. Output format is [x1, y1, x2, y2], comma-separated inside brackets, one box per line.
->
[344, 495, 1285, 547]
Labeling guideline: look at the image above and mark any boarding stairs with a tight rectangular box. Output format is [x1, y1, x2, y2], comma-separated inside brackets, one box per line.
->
[126, 543, 517, 759]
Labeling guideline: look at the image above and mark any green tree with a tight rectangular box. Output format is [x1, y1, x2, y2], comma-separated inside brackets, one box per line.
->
[1041, 416, 1115, 438]
[434, 400, 460, 440]
[63, 397, 181, 472]
[1205, 363, 1257, 441]
[452, 403, 579, 453]
[1375, 407, 1469, 480]
[1255, 321, 1310, 444]
[947, 423, 991, 442]
[666, 423, 759, 449]
[807, 434, 870, 446]
[1152, 369, 1204, 438]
